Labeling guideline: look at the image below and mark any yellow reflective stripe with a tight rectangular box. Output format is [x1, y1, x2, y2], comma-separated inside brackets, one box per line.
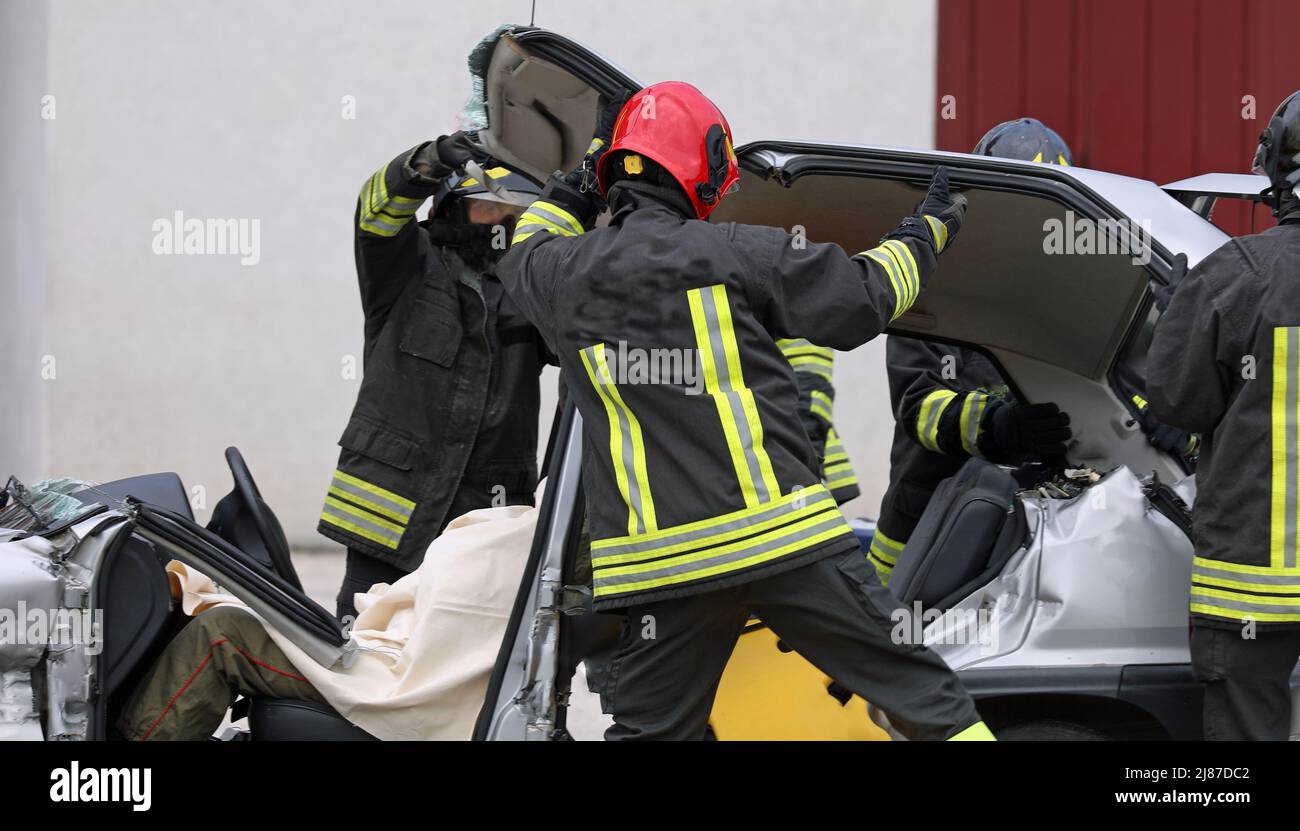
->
[1131, 393, 1149, 410]
[593, 520, 852, 597]
[1190, 603, 1300, 623]
[322, 495, 404, 534]
[923, 214, 949, 253]
[358, 165, 424, 237]
[916, 389, 958, 452]
[326, 485, 409, 525]
[868, 529, 904, 567]
[596, 507, 843, 578]
[824, 451, 850, 464]
[1192, 572, 1300, 594]
[511, 228, 542, 245]
[777, 338, 834, 362]
[320, 512, 400, 550]
[522, 199, 584, 236]
[1191, 555, 1300, 576]
[824, 470, 858, 490]
[593, 491, 839, 567]
[593, 484, 832, 551]
[809, 390, 833, 423]
[515, 212, 576, 238]
[581, 343, 656, 535]
[825, 427, 845, 453]
[862, 249, 908, 320]
[331, 469, 416, 510]
[1190, 585, 1300, 618]
[948, 721, 996, 741]
[786, 355, 834, 378]
[883, 240, 921, 307]
[689, 284, 780, 508]
[959, 392, 991, 457]
[1271, 327, 1300, 569]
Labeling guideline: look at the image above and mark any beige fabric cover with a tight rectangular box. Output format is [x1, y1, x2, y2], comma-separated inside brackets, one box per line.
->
[167, 504, 536, 740]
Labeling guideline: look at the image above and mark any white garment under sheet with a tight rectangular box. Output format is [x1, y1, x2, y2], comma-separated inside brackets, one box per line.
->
[167, 503, 536, 740]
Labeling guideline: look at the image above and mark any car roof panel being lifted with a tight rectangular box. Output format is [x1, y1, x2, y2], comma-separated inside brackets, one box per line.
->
[471, 26, 641, 185]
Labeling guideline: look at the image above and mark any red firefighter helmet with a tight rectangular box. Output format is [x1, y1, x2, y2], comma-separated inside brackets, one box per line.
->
[596, 81, 740, 220]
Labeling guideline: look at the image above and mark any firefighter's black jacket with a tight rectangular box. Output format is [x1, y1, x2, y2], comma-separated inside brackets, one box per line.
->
[870, 338, 1009, 579]
[499, 179, 954, 609]
[1148, 204, 1300, 626]
[317, 145, 550, 571]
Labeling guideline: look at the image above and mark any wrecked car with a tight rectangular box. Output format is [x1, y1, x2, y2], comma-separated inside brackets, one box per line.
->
[2, 26, 1290, 741]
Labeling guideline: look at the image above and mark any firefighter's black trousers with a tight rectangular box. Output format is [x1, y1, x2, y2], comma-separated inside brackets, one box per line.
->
[1192, 620, 1300, 740]
[600, 547, 983, 740]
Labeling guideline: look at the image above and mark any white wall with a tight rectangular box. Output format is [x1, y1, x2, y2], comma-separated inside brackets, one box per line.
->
[4, 0, 936, 545]
[0, 1, 50, 485]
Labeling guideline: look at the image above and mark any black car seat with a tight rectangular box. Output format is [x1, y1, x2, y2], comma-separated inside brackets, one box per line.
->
[888, 458, 1027, 612]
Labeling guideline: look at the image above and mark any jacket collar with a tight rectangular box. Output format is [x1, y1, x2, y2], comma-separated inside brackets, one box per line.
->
[607, 181, 695, 225]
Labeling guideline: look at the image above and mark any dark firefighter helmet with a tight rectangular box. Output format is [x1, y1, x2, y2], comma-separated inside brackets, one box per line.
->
[433, 163, 542, 219]
[1252, 90, 1300, 215]
[973, 117, 1073, 166]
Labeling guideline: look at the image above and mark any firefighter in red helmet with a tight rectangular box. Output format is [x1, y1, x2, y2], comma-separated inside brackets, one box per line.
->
[498, 82, 993, 740]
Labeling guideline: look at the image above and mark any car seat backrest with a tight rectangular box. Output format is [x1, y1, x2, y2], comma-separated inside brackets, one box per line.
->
[888, 458, 1027, 612]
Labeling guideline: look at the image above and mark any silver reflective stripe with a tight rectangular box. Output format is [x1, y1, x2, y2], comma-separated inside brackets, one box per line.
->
[1190, 589, 1300, 616]
[585, 345, 647, 535]
[361, 213, 404, 234]
[1193, 564, 1300, 586]
[922, 395, 947, 446]
[1287, 327, 1299, 568]
[321, 501, 403, 545]
[593, 488, 836, 560]
[963, 394, 987, 454]
[699, 287, 772, 504]
[521, 202, 581, 235]
[330, 476, 413, 522]
[594, 511, 848, 588]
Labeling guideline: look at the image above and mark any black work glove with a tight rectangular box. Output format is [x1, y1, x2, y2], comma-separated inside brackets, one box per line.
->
[1150, 252, 1188, 314]
[410, 131, 494, 180]
[887, 166, 968, 255]
[983, 401, 1072, 462]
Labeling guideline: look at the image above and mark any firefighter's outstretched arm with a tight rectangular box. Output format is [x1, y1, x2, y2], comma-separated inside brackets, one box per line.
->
[748, 166, 966, 352]
[353, 133, 491, 340]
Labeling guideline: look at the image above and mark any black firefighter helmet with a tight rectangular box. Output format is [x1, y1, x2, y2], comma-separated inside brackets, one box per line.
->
[1252, 90, 1300, 216]
[973, 117, 1073, 166]
[432, 163, 542, 221]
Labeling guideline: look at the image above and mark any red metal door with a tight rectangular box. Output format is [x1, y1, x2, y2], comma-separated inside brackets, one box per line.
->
[936, 0, 1298, 234]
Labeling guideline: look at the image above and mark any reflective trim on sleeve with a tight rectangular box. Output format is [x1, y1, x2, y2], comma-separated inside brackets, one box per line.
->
[358, 166, 425, 238]
[923, 215, 949, 253]
[689, 284, 781, 509]
[512, 199, 586, 245]
[320, 497, 405, 550]
[916, 389, 958, 452]
[959, 392, 991, 458]
[778, 338, 834, 365]
[809, 390, 834, 424]
[861, 247, 912, 321]
[581, 343, 657, 536]
[867, 529, 904, 584]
